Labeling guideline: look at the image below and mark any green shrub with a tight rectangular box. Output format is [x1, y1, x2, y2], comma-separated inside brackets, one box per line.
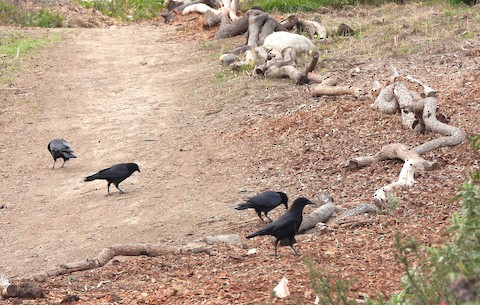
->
[24, 9, 64, 27]
[0, 2, 63, 27]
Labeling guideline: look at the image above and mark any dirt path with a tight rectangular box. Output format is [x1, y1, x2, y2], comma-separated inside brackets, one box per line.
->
[0, 25, 249, 278]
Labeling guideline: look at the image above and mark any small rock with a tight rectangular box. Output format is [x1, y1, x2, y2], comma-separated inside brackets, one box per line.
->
[247, 248, 257, 255]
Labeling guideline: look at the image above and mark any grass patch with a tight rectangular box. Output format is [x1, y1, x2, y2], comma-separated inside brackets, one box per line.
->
[77, 0, 164, 22]
[0, 2, 64, 27]
[0, 31, 58, 85]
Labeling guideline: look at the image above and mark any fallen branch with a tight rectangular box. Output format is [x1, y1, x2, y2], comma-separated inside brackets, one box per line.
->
[412, 97, 466, 155]
[298, 194, 336, 233]
[337, 204, 377, 219]
[348, 143, 437, 170]
[25, 244, 182, 281]
[214, 9, 252, 40]
[311, 84, 363, 98]
[405, 75, 437, 97]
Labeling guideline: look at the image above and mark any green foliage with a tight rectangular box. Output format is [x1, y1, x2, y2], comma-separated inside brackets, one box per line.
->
[0, 2, 63, 27]
[25, 9, 64, 27]
[77, 0, 164, 22]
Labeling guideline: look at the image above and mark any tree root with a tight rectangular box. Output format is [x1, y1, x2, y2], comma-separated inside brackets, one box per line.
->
[354, 68, 466, 205]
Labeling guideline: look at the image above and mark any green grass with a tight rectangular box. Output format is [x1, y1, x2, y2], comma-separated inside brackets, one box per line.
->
[241, 0, 477, 12]
[0, 31, 58, 85]
[0, 2, 64, 27]
[77, 0, 164, 22]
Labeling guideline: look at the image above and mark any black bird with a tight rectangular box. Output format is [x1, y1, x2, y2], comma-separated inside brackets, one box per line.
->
[84, 163, 140, 194]
[235, 191, 288, 222]
[246, 197, 315, 256]
[48, 138, 77, 169]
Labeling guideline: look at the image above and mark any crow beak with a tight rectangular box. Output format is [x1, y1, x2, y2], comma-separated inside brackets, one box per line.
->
[308, 200, 316, 206]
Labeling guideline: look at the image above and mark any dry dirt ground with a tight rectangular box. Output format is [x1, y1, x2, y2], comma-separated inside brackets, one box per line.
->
[1, 3, 480, 304]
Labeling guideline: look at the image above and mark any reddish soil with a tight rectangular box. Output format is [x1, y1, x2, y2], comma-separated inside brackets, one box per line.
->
[0, 2, 479, 304]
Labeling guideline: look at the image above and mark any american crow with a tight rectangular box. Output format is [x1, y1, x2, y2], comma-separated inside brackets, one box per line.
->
[235, 191, 288, 222]
[84, 163, 140, 194]
[246, 197, 315, 256]
[48, 138, 77, 169]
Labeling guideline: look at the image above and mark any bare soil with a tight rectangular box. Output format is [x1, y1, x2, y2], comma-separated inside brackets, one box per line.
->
[1, 3, 480, 304]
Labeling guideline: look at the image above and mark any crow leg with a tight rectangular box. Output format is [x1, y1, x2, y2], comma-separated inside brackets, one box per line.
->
[61, 159, 66, 168]
[274, 239, 280, 257]
[289, 238, 300, 256]
[107, 182, 112, 195]
[290, 244, 300, 256]
[115, 184, 125, 194]
[52, 159, 57, 169]
[256, 211, 266, 222]
[264, 213, 273, 223]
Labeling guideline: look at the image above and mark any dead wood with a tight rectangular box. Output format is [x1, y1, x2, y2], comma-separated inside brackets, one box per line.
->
[306, 72, 325, 83]
[412, 97, 466, 155]
[371, 80, 383, 98]
[1, 281, 44, 299]
[258, 17, 285, 46]
[214, 9, 253, 40]
[370, 83, 397, 114]
[298, 195, 336, 233]
[311, 85, 363, 98]
[348, 143, 437, 170]
[228, 0, 239, 20]
[405, 75, 437, 97]
[2, 284, 18, 298]
[280, 15, 298, 29]
[203, 9, 222, 28]
[297, 19, 317, 38]
[394, 82, 422, 132]
[246, 11, 268, 47]
[259, 49, 318, 85]
[25, 244, 180, 282]
[338, 204, 377, 219]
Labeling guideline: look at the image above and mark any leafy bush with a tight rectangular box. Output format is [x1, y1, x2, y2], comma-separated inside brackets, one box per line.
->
[26, 9, 64, 27]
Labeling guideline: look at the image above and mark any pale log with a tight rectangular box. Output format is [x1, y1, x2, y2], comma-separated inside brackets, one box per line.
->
[311, 85, 363, 98]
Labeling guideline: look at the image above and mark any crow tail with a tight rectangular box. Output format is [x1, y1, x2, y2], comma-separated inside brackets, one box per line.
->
[246, 231, 262, 239]
[62, 152, 77, 159]
[84, 174, 97, 182]
[235, 202, 254, 210]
